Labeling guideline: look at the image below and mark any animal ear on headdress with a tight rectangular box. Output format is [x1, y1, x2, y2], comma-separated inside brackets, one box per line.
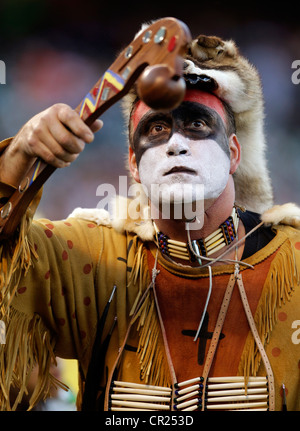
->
[189, 35, 238, 61]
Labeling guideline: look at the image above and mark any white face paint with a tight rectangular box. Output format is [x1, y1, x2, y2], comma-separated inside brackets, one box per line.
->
[138, 133, 230, 211]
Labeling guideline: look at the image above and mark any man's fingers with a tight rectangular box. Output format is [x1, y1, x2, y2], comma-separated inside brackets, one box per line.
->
[34, 136, 80, 168]
[50, 120, 86, 155]
[56, 104, 94, 143]
[6, 104, 102, 174]
[90, 119, 103, 133]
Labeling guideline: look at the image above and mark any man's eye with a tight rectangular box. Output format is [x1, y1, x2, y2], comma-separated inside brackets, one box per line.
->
[190, 120, 206, 129]
[149, 123, 168, 135]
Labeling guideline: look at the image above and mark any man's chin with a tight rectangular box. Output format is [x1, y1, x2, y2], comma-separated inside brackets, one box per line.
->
[148, 182, 204, 204]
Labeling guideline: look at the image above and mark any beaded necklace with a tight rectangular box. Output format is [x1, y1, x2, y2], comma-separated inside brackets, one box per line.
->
[154, 207, 239, 262]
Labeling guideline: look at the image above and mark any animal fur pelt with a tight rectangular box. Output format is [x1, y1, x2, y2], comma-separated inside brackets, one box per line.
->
[122, 29, 274, 215]
[69, 197, 300, 242]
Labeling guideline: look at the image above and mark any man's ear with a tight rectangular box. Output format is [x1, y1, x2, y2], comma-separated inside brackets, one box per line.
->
[229, 134, 241, 174]
[128, 147, 141, 183]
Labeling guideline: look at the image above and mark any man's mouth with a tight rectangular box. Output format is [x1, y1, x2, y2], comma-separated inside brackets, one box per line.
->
[164, 166, 197, 176]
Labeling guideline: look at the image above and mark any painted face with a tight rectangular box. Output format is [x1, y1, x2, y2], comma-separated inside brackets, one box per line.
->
[131, 91, 231, 209]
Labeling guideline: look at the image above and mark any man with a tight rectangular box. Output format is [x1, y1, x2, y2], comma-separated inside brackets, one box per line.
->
[0, 32, 300, 412]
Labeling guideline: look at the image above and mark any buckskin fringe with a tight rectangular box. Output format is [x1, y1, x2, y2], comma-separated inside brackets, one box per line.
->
[0, 307, 68, 411]
[127, 241, 171, 388]
[239, 239, 300, 379]
[128, 241, 149, 316]
[0, 213, 38, 319]
[132, 290, 171, 388]
[0, 194, 64, 410]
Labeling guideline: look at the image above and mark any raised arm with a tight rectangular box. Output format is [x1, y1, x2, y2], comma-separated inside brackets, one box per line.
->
[0, 103, 102, 188]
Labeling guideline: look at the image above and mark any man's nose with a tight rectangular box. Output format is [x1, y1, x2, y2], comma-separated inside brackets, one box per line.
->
[166, 133, 191, 156]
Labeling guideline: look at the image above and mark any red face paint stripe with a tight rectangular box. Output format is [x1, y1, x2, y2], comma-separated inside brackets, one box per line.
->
[131, 89, 227, 133]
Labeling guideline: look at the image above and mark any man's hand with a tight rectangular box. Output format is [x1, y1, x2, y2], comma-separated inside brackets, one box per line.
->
[0, 103, 103, 187]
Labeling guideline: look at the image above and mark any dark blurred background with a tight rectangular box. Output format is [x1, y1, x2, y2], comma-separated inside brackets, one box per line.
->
[0, 0, 299, 219]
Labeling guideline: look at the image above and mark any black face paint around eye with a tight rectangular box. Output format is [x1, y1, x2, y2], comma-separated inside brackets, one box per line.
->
[132, 112, 172, 166]
[132, 102, 230, 167]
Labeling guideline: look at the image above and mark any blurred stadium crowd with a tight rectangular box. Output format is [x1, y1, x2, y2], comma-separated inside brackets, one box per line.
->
[0, 0, 299, 218]
[0, 0, 299, 411]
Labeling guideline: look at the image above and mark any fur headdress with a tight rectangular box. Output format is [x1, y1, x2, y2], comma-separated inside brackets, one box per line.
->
[70, 29, 300, 236]
[122, 30, 273, 215]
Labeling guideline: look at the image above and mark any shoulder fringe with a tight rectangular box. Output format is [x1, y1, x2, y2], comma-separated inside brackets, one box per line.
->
[238, 238, 300, 379]
[0, 308, 68, 410]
